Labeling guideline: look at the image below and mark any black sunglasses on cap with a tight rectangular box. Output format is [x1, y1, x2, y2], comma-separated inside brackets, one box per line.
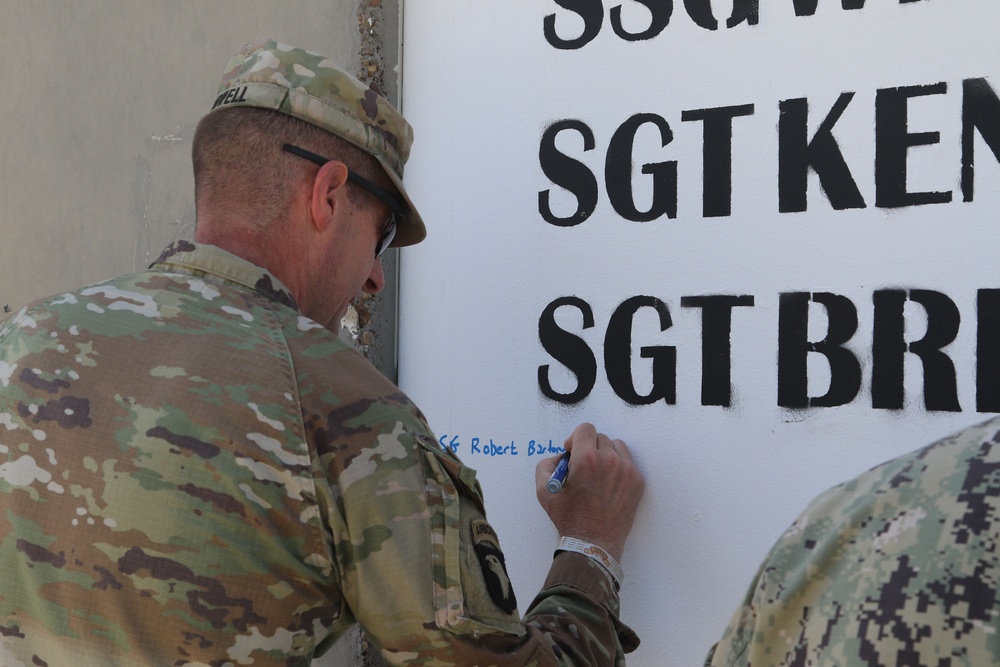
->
[282, 143, 408, 258]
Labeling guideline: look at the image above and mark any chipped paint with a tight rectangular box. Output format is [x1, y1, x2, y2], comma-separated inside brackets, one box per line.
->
[148, 134, 185, 143]
[355, 0, 390, 98]
[332, 0, 402, 393]
[132, 124, 197, 271]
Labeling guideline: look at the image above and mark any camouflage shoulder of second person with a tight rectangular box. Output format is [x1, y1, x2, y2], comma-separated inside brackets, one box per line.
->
[707, 416, 1000, 667]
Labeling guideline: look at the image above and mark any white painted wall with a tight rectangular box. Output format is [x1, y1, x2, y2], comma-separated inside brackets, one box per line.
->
[399, 1, 1000, 663]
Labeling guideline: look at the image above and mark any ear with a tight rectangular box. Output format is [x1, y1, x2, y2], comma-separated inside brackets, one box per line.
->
[308, 160, 350, 232]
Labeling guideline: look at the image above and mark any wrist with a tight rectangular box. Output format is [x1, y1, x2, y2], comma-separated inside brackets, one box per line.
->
[555, 536, 624, 591]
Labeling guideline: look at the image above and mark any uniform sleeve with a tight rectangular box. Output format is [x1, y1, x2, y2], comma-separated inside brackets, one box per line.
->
[524, 551, 640, 663]
[322, 425, 639, 667]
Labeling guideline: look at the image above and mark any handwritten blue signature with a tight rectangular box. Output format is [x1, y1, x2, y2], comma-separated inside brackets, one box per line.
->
[439, 434, 566, 458]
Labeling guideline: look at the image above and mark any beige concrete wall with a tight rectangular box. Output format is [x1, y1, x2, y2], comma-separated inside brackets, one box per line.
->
[0, 2, 368, 306]
[0, 2, 398, 664]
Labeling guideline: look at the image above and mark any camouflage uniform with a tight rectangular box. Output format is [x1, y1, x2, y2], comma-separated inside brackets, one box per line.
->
[0, 242, 637, 666]
[706, 418, 1000, 667]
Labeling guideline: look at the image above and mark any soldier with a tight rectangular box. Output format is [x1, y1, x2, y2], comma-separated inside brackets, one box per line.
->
[0, 40, 644, 666]
[705, 417, 1000, 666]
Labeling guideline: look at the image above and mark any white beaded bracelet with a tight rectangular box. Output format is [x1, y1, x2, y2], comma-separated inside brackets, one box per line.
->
[556, 536, 624, 591]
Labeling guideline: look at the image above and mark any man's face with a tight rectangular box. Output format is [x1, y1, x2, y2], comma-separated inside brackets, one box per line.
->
[281, 145, 402, 333]
[321, 188, 392, 331]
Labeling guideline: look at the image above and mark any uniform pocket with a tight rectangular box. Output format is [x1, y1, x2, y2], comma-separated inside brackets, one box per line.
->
[414, 435, 527, 638]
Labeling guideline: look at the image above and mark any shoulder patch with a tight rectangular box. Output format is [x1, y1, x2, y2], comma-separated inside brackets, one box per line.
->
[471, 519, 517, 615]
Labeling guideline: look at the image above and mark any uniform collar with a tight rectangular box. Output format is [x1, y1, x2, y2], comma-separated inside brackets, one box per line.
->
[151, 241, 299, 311]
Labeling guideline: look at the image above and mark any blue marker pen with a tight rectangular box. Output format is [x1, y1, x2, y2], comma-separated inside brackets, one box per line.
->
[547, 454, 570, 493]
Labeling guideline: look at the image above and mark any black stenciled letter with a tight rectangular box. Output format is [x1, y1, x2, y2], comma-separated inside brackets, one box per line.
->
[778, 292, 861, 408]
[539, 297, 598, 404]
[725, 0, 759, 28]
[681, 104, 755, 217]
[681, 295, 754, 406]
[611, 0, 672, 41]
[872, 289, 961, 412]
[606, 113, 677, 221]
[604, 296, 676, 405]
[792, 0, 866, 16]
[908, 290, 960, 411]
[544, 0, 603, 49]
[539, 120, 599, 227]
[683, 0, 759, 30]
[962, 78, 1000, 203]
[977, 289, 1000, 412]
[875, 83, 951, 208]
[779, 94, 866, 213]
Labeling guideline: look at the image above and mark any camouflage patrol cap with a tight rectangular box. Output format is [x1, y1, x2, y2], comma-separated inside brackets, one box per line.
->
[210, 39, 426, 247]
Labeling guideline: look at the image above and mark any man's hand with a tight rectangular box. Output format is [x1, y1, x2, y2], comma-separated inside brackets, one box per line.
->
[535, 423, 645, 562]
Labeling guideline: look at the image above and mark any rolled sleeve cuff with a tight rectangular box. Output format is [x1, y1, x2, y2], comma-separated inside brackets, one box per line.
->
[541, 551, 641, 653]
